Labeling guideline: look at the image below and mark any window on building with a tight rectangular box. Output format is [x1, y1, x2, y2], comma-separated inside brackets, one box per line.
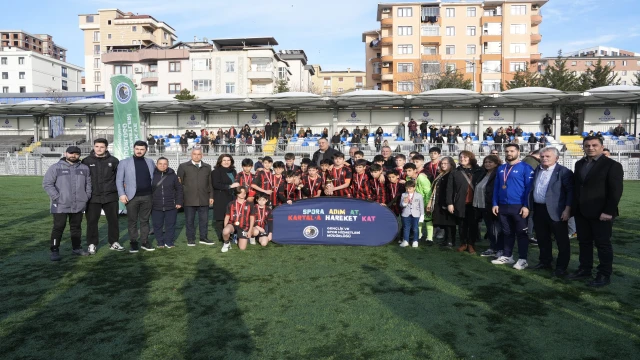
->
[482, 61, 501, 73]
[164, 33, 168, 40]
[423, 46, 437, 55]
[18, 72, 25, 79]
[61, 67, 68, 78]
[570, 61, 577, 66]
[421, 7, 440, 17]
[114, 65, 132, 74]
[422, 62, 440, 73]
[256, 84, 267, 93]
[510, 62, 527, 72]
[149, 64, 158, 72]
[445, 45, 455, 55]
[61, 80, 68, 91]
[16, 57, 25, 66]
[225, 82, 235, 94]
[511, 5, 527, 15]
[323, 88, 331, 95]
[398, 81, 414, 92]
[467, 26, 476, 36]
[397, 7, 413, 17]
[446, 8, 455, 17]
[94, 71, 101, 82]
[483, 80, 501, 92]
[622, 80, 627, 85]
[510, 24, 526, 34]
[324, 77, 331, 87]
[132, 26, 137, 32]
[278, 67, 287, 79]
[446, 27, 456, 36]
[94, 58, 100, 69]
[2, 87, 8, 93]
[398, 26, 413, 36]
[86, 15, 94, 23]
[398, 63, 413, 73]
[337, 88, 344, 93]
[608, 61, 615, 66]
[255, 63, 269, 71]
[108, 34, 112, 39]
[193, 79, 212, 92]
[585, 61, 593, 66]
[336, 77, 342, 82]
[446, 63, 456, 73]
[19, 86, 26, 93]
[466, 63, 474, 73]
[95, 85, 100, 91]
[93, 45, 100, 55]
[0, 57, 6, 65]
[421, 25, 440, 36]
[1, 72, 7, 79]
[168, 83, 181, 94]
[93, 31, 100, 42]
[192, 59, 210, 71]
[621, 70, 628, 76]
[467, 45, 476, 55]
[169, 62, 181, 72]
[398, 44, 413, 54]
[622, 60, 628, 66]
[225, 61, 235, 72]
[467, 7, 476, 17]
[355, 76, 363, 87]
[107, 20, 111, 25]
[510, 43, 526, 54]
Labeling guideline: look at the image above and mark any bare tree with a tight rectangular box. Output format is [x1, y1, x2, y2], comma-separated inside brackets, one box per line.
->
[45, 88, 68, 103]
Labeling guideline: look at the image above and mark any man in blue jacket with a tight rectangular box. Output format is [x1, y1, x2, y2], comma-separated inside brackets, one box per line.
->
[116, 141, 156, 253]
[491, 143, 534, 270]
[528, 147, 573, 276]
[43, 146, 92, 261]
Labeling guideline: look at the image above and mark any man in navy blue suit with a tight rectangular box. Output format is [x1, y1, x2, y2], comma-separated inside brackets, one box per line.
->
[528, 147, 573, 276]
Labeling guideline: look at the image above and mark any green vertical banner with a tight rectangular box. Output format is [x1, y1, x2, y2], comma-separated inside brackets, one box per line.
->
[111, 75, 141, 160]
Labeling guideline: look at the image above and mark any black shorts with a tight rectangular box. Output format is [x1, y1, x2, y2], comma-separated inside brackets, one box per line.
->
[234, 226, 249, 239]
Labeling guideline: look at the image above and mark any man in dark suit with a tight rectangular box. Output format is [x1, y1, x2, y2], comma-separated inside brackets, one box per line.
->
[569, 136, 624, 287]
[528, 147, 573, 276]
[311, 138, 338, 167]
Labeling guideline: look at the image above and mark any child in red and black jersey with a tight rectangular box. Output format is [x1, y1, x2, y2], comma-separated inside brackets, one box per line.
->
[300, 158, 311, 176]
[221, 186, 254, 252]
[369, 163, 387, 205]
[352, 159, 373, 201]
[386, 169, 406, 216]
[325, 152, 352, 197]
[269, 161, 286, 206]
[251, 156, 274, 201]
[301, 164, 324, 198]
[394, 154, 407, 183]
[284, 152, 302, 175]
[249, 193, 273, 247]
[277, 170, 304, 204]
[236, 158, 255, 203]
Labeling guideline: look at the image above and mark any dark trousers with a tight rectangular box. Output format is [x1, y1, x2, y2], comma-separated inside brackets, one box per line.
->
[184, 206, 209, 241]
[85, 201, 120, 246]
[214, 220, 225, 242]
[533, 203, 570, 270]
[575, 213, 614, 276]
[459, 204, 479, 246]
[402, 215, 419, 242]
[50, 212, 83, 251]
[442, 225, 456, 245]
[152, 209, 177, 246]
[125, 195, 152, 244]
[499, 204, 529, 260]
[481, 208, 504, 251]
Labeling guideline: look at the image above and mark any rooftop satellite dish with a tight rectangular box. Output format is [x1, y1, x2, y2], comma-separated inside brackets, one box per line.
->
[203, 37, 209, 43]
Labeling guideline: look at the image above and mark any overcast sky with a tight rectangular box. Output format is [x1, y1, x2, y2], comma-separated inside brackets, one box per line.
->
[2, 0, 639, 72]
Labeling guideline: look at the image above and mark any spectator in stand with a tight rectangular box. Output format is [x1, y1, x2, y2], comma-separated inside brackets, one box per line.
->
[603, 148, 611, 157]
[281, 118, 289, 136]
[506, 126, 515, 137]
[375, 126, 384, 139]
[515, 126, 523, 137]
[538, 134, 547, 147]
[420, 120, 429, 138]
[429, 125, 438, 143]
[201, 128, 209, 138]
[340, 127, 349, 138]
[528, 133, 538, 152]
[613, 124, 625, 137]
[147, 134, 156, 154]
[542, 113, 553, 134]
[265, 122, 272, 141]
[151, 157, 183, 249]
[157, 137, 165, 154]
[464, 135, 473, 151]
[447, 130, 458, 153]
[484, 127, 494, 140]
[322, 127, 329, 138]
[408, 118, 418, 140]
[290, 119, 297, 132]
[179, 135, 188, 153]
[298, 128, 306, 138]
[331, 132, 341, 149]
[351, 131, 361, 147]
[271, 119, 280, 140]
[285, 127, 293, 138]
[396, 122, 406, 139]
[455, 126, 462, 137]
[435, 133, 444, 149]
[375, 134, 383, 152]
[305, 127, 313, 137]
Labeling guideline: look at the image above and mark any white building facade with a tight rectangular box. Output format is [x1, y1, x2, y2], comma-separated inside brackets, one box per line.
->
[0, 47, 83, 93]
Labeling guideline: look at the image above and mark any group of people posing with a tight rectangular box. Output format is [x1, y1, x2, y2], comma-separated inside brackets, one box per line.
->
[43, 135, 622, 288]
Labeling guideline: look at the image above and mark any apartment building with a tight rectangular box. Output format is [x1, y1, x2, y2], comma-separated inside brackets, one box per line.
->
[0, 47, 83, 93]
[362, 0, 547, 94]
[78, 9, 178, 93]
[97, 37, 292, 100]
[0, 30, 67, 62]
[311, 66, 366, 95]
[540, 46, 640, 86]
[277, 50, 316, 92]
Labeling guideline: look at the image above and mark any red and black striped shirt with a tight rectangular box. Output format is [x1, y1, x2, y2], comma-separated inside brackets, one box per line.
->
[252, 171, 283, 206]
[250, 205, 273, 232]
[352, 172, 372, 201]
[225, 200, 253, 230]
[328, 166, 352, 197]
[284, 164, 302, 176]
[236, 171, 255, 195]
[301, 175, 324, 198]
[277, 182, 303, 203]
[369, 176, 387, 204]
[386, 181, 406, 215]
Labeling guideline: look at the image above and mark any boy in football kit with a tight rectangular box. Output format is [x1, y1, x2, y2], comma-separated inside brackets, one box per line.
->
[284, 153, 302, 175]
[221, 186, 254, 253]
[236, 158, 255, 203]
[352, 159, 373, 201]
[300, 158, 311, 175]
[301, 164, 324, 198]
[369, 163, 387, 205]
[325, 153, 352, 197]
[278, 170, 303, 204]
[249, 193, 273, 246]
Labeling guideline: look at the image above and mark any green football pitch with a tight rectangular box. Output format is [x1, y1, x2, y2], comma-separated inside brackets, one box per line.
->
[1, 177, 639, 360]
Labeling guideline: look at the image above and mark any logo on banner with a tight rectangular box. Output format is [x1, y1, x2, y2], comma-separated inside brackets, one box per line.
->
[346, 111, 362, 123]
[351, 112, 357, 118]
[303, 226, 319, 239]
[599, 108, 616, 121]
[186, 114, 200, 127]
[2, 119, 12, 128]
[423, 111, 429, 117]
[250, 113, 261, 124]
[74, 117, 86, 128]
[489, 109, 505, 121]
[115, 83, 133, 104]
[494, 110, 500, 116]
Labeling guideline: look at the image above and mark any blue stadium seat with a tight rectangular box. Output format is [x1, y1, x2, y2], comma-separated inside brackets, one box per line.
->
[617, 140, 625, 145]
[462, 132, 468, 137]
[535, 132, 542, 136]
[611, 136, 618, 140]
[481, 141, 488, 145]
[470, 133, 476, 137]
[341, 137, 346, 142]
[605, 132, 612, 135]
[487, 136, 493, 141]
[302, 142, 308, 146]
[510, 136, 515, 141]
[524, 137, 529, 141]
[582, 132, 588, 137]
[472, 136, 478, 141]
[397, 137, 404, 141]
[370, 133, 375, 137]
[194, 138, 200, 143]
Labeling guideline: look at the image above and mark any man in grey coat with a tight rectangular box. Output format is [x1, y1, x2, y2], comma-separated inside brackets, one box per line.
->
[177, 146, 214, 246]
[43, 146, 92, 261]
[116, 141, 156, 253]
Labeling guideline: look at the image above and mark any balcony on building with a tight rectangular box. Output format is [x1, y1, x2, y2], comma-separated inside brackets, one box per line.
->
[139, 30, 156, 43]
[531, 34, 542, 44]
[381, 73, 394, 81]
[380, 36, 393, 46]
[531, 14, 542, 25]
[101, 48, 189, 63]
[381, 54, 393, 62]
[141, 72, 158, 82]
[482, 7, 502, 23]
[481, 33, 501, 43]
[421, 36, 441, 45]
[530, 53, 542, 62]
[420, 6, 440, 23]
[381, 17, 393, 28]
[247, 71, 275, 81]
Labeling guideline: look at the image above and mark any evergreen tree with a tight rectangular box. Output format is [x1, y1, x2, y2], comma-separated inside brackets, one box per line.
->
[634, 72, 640, 86]
[581, 59, 620, 89]
[433, 68, 473, 90]
[174, 89, 196, 100]
[274, 79, 290, 94]
[274, 80, 295, 124]
[506, 65, 541, 89]
[540, 51, 579, 91]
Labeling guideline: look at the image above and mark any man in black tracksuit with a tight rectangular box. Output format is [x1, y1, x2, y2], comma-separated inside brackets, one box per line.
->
[81, 138, 122, 254]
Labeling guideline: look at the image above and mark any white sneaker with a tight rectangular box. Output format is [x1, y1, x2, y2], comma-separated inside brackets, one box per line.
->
[400, 240, 409, 247]
[88, 244, 96, 255]
[249, 238, 256, 245]
[397, 239, 403, 244]
[221, 242, 231, 253]
[109, 242, 125, 252]
[495, 250, 504, 259]
[411, 241, 419, 248]
[513, 259, 529, 270]
[491, 256, 515, 265]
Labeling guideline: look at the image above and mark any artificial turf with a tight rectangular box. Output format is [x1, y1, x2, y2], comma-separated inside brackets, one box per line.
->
[0, 176, 639, 360]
